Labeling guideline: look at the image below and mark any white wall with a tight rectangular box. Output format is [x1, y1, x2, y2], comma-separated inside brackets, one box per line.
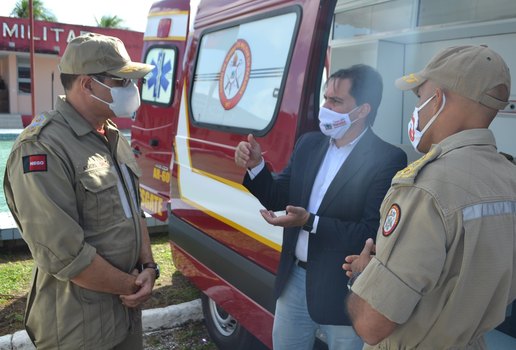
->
[402, 33, 516, 155]
[330, 28, 516, 155]
[329, 41, 405, 145]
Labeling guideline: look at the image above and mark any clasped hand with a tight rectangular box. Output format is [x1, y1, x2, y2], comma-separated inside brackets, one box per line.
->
[120, 268, 155, 308]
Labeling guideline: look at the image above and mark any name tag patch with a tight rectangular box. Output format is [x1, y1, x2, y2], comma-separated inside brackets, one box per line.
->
[23, 154, 48, 173]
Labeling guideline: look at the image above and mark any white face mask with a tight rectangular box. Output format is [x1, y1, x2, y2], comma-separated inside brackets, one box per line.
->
[91, 78, 141, 118]
[408, 93, 446, 152]
[318, 106, 360, 140]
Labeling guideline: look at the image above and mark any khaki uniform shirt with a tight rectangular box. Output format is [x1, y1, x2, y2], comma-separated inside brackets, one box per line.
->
[353, 129, 516, 349]
[4, 96, 143, 350]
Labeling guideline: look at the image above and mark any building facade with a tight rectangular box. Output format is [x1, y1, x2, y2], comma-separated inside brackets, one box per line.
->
[0, 16, 143, 127]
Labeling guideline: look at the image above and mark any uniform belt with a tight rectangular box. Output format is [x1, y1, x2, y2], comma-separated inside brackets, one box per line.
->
[296, 259, 307, 269]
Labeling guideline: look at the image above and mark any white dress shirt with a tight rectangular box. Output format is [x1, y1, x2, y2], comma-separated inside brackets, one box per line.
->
[248, 129, 368, 262]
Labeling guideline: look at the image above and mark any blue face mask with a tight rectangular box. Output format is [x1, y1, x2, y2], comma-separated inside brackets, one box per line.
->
[318, 106, 359, 140]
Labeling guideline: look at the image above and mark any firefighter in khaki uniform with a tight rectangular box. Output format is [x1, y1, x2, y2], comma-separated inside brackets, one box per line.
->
[4, 33, 158, 350]
[343, 45, 516, 349]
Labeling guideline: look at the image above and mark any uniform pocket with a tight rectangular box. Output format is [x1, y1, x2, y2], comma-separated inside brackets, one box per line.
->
[80, 288, 116, 347]
[78, 167, 126, 229]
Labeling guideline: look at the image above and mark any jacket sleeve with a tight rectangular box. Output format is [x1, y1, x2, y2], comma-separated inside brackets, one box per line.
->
[242, 134, 311, 211]
[353, 185, 446, 324]
[4, 141, 96, 280]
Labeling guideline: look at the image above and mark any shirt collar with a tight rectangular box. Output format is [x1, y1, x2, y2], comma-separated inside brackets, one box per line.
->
[437, 129, 496, 156]
[55, 96, 108, 137]
[330, 127, 369, 148]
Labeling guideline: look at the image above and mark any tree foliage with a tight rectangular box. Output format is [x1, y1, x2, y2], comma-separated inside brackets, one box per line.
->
[11, 0, 57, 22]
[95, 15, 126, 29]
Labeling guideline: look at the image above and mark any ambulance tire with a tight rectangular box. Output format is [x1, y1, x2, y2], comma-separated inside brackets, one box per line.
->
[201, 293, 268, 350]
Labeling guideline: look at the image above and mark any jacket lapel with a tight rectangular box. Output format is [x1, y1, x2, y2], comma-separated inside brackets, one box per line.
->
[300, 137, 330, 206]
[317, 129, 374, 213]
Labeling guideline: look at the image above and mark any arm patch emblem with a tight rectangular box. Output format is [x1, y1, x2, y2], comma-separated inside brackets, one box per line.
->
[23, 154, 48, 173]
[383, 204, 401, 237]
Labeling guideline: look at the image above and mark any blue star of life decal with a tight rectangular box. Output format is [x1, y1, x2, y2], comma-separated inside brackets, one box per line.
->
[147, 50, 172, 99]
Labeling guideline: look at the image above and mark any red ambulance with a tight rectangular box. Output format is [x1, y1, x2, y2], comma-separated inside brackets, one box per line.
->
[132, 0, 516, 349]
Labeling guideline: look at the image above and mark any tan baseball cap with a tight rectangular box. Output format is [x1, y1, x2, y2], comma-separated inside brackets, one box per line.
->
[59, 33, 154, 79]
[395, 45, 510, 110]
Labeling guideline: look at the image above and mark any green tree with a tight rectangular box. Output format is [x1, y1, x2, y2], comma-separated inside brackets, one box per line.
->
[95, 15, 126, 29]
[10, 0, 57, 22]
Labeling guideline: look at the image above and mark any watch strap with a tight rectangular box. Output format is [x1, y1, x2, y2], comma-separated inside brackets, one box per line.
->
[302, 213, 315, 233]
[347, 272, 362, 291]
[138, 262, 160, 279]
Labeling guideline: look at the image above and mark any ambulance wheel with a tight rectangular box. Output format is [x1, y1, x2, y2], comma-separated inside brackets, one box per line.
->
[201, 293, 268, 350]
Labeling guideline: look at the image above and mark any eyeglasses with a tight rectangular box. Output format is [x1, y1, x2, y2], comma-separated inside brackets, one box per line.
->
[91, 75, 132, 87]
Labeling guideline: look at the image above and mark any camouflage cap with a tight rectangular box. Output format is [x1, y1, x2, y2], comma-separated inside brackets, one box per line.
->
[395, 45, 510, 110]
[59, 33, 153, 79]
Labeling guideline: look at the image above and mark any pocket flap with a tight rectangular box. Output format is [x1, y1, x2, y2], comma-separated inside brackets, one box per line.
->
[79, 168, 118, 193]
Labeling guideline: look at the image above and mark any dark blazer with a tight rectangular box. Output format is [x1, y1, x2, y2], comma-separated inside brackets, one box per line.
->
[244, 129, 407, 325]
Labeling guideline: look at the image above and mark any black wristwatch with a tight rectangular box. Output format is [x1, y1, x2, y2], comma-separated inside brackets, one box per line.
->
[302, 213, 315, 233]
[138, 262, 160, 279]
[347, 272, 361, 291]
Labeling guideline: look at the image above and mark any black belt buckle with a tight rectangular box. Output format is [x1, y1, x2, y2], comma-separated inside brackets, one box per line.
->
[296, 259, 307, 269]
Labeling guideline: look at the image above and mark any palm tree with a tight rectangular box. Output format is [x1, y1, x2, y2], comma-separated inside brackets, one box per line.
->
[95, 15, 126, 29]
[10, 0, 57, 22]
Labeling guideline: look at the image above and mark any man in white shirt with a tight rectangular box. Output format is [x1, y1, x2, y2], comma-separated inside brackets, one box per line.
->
[235, 65, 407, 350]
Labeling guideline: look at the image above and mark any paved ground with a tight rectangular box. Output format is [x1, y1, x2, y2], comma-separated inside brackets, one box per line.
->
[143, 321, 216, 350]
[0, 300, 214, 350]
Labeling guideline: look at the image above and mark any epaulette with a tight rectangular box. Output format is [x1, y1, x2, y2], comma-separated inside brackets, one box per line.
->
[500, 151, 516, 165]
[393, 145, 442, 185]
[19, 113, 52, 140]
[500, 151, 513, 161]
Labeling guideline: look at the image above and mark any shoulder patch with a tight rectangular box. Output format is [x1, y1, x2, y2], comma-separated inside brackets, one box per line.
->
[20, 114, 52, 140]
[23, 154, 48, 173]
[383, 204, 401, 237]
[393, 146, 441, 185]
[27, 114, 47, 129]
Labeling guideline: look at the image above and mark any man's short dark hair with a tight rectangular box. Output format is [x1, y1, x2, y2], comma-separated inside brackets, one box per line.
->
[60, 73, 80, 91]
[326, 64, 383, 125]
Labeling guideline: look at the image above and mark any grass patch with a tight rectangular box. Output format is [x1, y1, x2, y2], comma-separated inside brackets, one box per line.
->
[141, 231, 200, 309]
[0, 248, 32, 304]
[0, 231, 200, 335]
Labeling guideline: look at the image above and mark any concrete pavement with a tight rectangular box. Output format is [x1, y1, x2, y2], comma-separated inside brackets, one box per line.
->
[0, 299, 203, 350]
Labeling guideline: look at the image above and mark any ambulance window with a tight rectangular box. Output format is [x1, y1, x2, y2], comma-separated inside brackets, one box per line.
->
[141, 47, 177, 106]
[190, 10, 298, 132]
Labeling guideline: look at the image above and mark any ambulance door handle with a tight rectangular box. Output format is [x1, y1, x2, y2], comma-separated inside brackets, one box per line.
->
[150, 138, 159, 147]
